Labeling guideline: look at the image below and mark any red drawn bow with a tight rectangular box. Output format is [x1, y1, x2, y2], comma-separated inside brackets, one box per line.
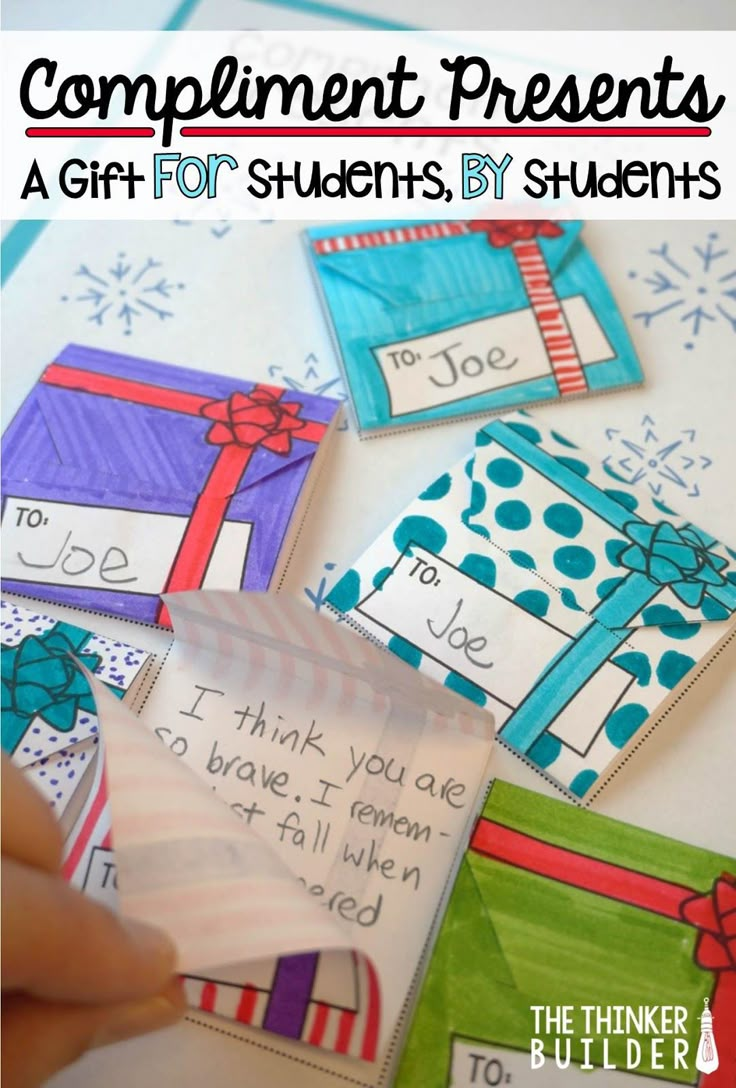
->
[467, 219, 565, 248]
[681, 875, 736, 972]
[201, 387, 306, 455]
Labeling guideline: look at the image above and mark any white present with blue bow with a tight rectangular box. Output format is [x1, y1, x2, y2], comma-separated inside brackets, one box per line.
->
[327, 411, 736, 798]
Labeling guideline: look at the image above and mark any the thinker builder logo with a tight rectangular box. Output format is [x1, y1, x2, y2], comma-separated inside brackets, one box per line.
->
[529, 1000, 719, 1075]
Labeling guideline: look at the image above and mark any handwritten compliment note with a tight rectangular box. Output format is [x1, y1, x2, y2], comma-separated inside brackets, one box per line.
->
[122, 591, 495, 1058]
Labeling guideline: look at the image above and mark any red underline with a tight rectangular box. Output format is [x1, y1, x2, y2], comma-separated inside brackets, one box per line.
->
[24, 124, 710, 138]
[26, 127, 155, 137]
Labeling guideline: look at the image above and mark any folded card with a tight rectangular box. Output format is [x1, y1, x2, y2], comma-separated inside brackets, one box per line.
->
[327, 410, 736, 799]
[1, 344, 342, 625]
[0, 600, 150, 900]
[8, 590, 495, 1078]
[305, 220, 643, 434]
[396, 780, 736, 1088]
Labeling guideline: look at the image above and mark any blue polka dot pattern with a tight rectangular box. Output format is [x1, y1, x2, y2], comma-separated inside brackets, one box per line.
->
[388, 636, 422, 669]
[373, 566, 393, 589]
[554, 545, 596, 580]
[393, 515, 448, 556]
[550, 429, 578, 449]
[328, 569, 361, 612]
[701, 597, 730, 621]
[560, 587, 584, 611]
[603, 488, 638, 512]
[569, 769, 599, 797]
[486, 457, 523, 488]
[459, 553, 496, 588]
[419, 473, 452, 501]
[597, 577, 624, 600]
[495, 500, 531, 531]
[528, 731, 561, 768]
[462, 481, 488, 534]
[605, 703, 649, 748]
[605, 539, 628, 566]
[543, 502, 583, 539]
[612, 651, 651, 686]
[642, 604, 700, 640]
[555, 456, 590, 478]
[509, 550, 536, 570]
[656, 650, 696, 690]
[445, 672, 487, 706]
[506, 421, 541, 444]
[514, 589, 550, 618]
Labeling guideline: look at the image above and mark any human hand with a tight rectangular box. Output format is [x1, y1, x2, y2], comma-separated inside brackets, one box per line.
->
[1, 753, 186, 1087]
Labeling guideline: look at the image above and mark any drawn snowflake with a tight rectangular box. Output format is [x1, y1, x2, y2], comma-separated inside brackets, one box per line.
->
[268, 353, 349, 430]
[629, 231, 736, 350]
[304, 561, 338, 613]
[61, 253, 185, 336]
[172, 219, 234, 239]
[603, 414, 712, 499]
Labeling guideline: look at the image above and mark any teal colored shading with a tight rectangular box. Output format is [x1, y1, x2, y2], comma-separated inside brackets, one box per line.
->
[505, 421, 541, 444]
[528, 731, 562, 768]
[701, 597, 730, 621]
[393, 515, 448, 555]
[459, 554, 496, 589]
[420, 473, 452, 501]
[462, 482, 488, 533]
[495, 500, 531, 532]
[550, 430, 578, 449]
[602, 461, 629, 483]
[656, 651, 696, 690]
[642, 604, 700, 640]
[543, 502, 583, 539]
[509, 550, 536, 570]
[597, 577, 624, 600]
[605, 703, 649, 748]
[555, 456, 590, 477]
[605, 538, 628, 566]
[514, 590, 550, 618]
[373, 566, 393, 589]
[476, 429, 493, 447]
[612, 651, 652, 687]
[444, 672, 487, 706]
[388, 636, 422, 669]
[569, 769, 599, 797]
[604, 489, 639, 512]
[560, 588, 584, 611]
[327, 569, 361, 612]
[554, 545, 596, 580]
[653, 498, 677, 516]
[486, 457, 523, 488]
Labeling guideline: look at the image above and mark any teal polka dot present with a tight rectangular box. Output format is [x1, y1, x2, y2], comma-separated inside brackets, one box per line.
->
[327, 410, 736, 799]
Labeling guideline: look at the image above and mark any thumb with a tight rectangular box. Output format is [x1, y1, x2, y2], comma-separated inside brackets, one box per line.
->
[1, 976, 186, 1088]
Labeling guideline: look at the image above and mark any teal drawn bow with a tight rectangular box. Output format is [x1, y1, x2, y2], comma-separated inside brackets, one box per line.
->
[1, 625, 101, 755]
[619, 521, 729, 607]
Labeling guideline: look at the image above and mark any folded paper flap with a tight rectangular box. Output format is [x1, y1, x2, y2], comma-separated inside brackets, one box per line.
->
[89, 676, 359, 973]
[467, 413, 736, 630]
[3, 344, 340, 499]
[165, 590, 493, 730]
[311, 219, 583, 311]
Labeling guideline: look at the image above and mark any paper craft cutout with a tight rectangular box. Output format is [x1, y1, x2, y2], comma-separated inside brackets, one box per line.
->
[0, 600, 149, 901]
[1, 344, 342, 625]
[70, 591, 495, 1065]
[306, 220, 643, 433]
[327, 410, 736, 798]
[395, 780, 736, 1088]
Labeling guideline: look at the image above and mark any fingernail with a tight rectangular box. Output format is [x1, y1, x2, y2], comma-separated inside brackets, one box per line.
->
[93, 981, 187, 1048]
[120, 918, 177, 970]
